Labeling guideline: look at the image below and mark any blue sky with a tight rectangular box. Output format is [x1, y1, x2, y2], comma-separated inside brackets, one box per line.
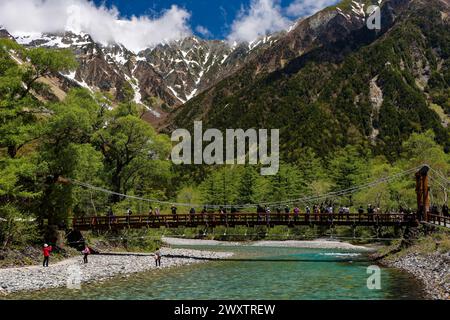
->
[93, 0, 339, 39]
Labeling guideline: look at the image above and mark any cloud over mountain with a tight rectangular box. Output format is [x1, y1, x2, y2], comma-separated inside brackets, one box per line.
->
[227, 0, 290, 43]
[0, 0, 192, 52]
[286, 0, 340, 17]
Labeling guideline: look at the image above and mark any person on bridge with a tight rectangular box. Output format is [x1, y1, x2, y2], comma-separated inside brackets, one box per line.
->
[155, 207, 161, 222]
[201, 206, 208, 222]
[82, 245, 90, 264]
[293, 206, 300, 222]
[313, 205, 319, 214]
[265, 206, 271, 225]
[42, 244, 52, 267]
[148, 207, 154, 223]
[230, 207, 237, 223]
[189, 207, 196, 222]
[284, 205, 290, 221]
[327, 206, 334, 222]
[343, 206, 350, 219]
[257, 205, 264, 222]
[276, 206, 282, 222]
[367, 204, 374, 221]
[338, 207, 344, 219]
[126, 208, 133, 223]
[107, 207, 114, 224]
[358, 206, 364, 214]
[443, 204, 449, 217]
[171, 205, 178, 221]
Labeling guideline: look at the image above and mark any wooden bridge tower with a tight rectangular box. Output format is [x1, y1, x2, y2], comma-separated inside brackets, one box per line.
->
[415, 165, 430, 221]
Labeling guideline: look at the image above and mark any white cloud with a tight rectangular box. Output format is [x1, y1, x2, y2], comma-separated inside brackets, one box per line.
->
[195, 25, 212, 38]
[227, 0, 291, 43]
[286, 0, 340, 18]
[0, 0, 192, 52]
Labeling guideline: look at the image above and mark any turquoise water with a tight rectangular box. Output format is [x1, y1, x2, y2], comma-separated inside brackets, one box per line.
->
[6, 246, 425, 300]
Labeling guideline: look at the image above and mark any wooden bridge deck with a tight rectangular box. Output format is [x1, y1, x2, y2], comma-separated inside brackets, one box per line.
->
[72, 213, 427, 231]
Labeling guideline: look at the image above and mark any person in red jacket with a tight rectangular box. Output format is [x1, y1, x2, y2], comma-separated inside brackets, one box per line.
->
[43, 244, 52, 267]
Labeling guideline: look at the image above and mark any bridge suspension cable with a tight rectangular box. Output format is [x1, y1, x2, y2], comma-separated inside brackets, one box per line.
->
[70, 164, 430, 209]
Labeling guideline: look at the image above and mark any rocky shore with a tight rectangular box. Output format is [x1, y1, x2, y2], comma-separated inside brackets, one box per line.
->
[382, 251, 450, 300]
[0, 248, 233, 296]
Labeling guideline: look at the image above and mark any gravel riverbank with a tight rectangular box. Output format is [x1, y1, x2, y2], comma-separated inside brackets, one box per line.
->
[162, 237, 372, 251]
[382, 251, 450, 300]
[0, 248, 233, 296]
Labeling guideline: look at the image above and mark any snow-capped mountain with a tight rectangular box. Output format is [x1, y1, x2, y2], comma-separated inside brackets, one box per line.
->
[140, 35, 279, 103]
[5, 29, 280, 124]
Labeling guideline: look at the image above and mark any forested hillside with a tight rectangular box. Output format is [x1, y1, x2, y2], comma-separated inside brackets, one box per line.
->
[169, 0, 450, 161]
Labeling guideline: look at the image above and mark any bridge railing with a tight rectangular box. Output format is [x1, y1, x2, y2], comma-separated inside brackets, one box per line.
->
[426, 214, 449, 228]
[72, 212, 416, 229]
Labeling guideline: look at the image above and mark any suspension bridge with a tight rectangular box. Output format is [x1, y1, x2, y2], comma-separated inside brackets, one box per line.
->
[70, 165, 449, 231]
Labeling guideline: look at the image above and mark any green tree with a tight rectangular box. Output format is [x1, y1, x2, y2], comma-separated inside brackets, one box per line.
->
[329, 145, 368, 205]
[93, 103, 171, 202]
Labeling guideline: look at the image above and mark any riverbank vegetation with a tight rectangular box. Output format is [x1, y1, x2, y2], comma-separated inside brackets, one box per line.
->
[0, 40, 449, 254]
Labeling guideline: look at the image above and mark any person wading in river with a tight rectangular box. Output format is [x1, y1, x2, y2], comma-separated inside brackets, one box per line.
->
[154, 248, 162, 267]
[42, 244, 52, 267]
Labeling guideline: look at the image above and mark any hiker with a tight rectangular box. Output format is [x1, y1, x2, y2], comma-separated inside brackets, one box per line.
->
[148, 206, 154, 223]
[155, 207, 160, 222]
[305, 206, 311, 222]
[443, 204, 449, 217]
[358, 205, 364, 214]
[42, 244, 52, 267]
[265, 206, 271, 224]
[257, 205, 264, 222]
[219, 206, 227, 223]
[82, 245, 90, 264]
[343, 206, 350, 219]
[126, 208, 133, 223]
[230, 207, 237, 223]
[276, 206, 282, 222]
[171, 204, 177, 216]
[367, 204, 374, 221]
[338, 207, 344, 220]
[327, 205, 334, 222]
[313, 205, 319, 215]
[189, 207, 196, 222]
[293, 206, 300, 222]
[154, 248, 162, 267]
[107, 207, 114, 224]
[201, 206, 208, 222]
[284, 205, 290, 221]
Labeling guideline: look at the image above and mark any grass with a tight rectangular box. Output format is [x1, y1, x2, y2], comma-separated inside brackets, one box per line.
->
[377, 227, 450, 262]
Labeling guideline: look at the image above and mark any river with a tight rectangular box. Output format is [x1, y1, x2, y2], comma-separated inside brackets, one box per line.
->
[6, 245, 425, 300]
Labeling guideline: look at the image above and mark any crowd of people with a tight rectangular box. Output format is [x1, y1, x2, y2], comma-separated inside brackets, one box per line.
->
[102, 203, 450, 224]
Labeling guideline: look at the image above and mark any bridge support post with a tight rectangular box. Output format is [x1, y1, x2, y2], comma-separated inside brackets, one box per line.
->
[415, 166, 430, 222]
